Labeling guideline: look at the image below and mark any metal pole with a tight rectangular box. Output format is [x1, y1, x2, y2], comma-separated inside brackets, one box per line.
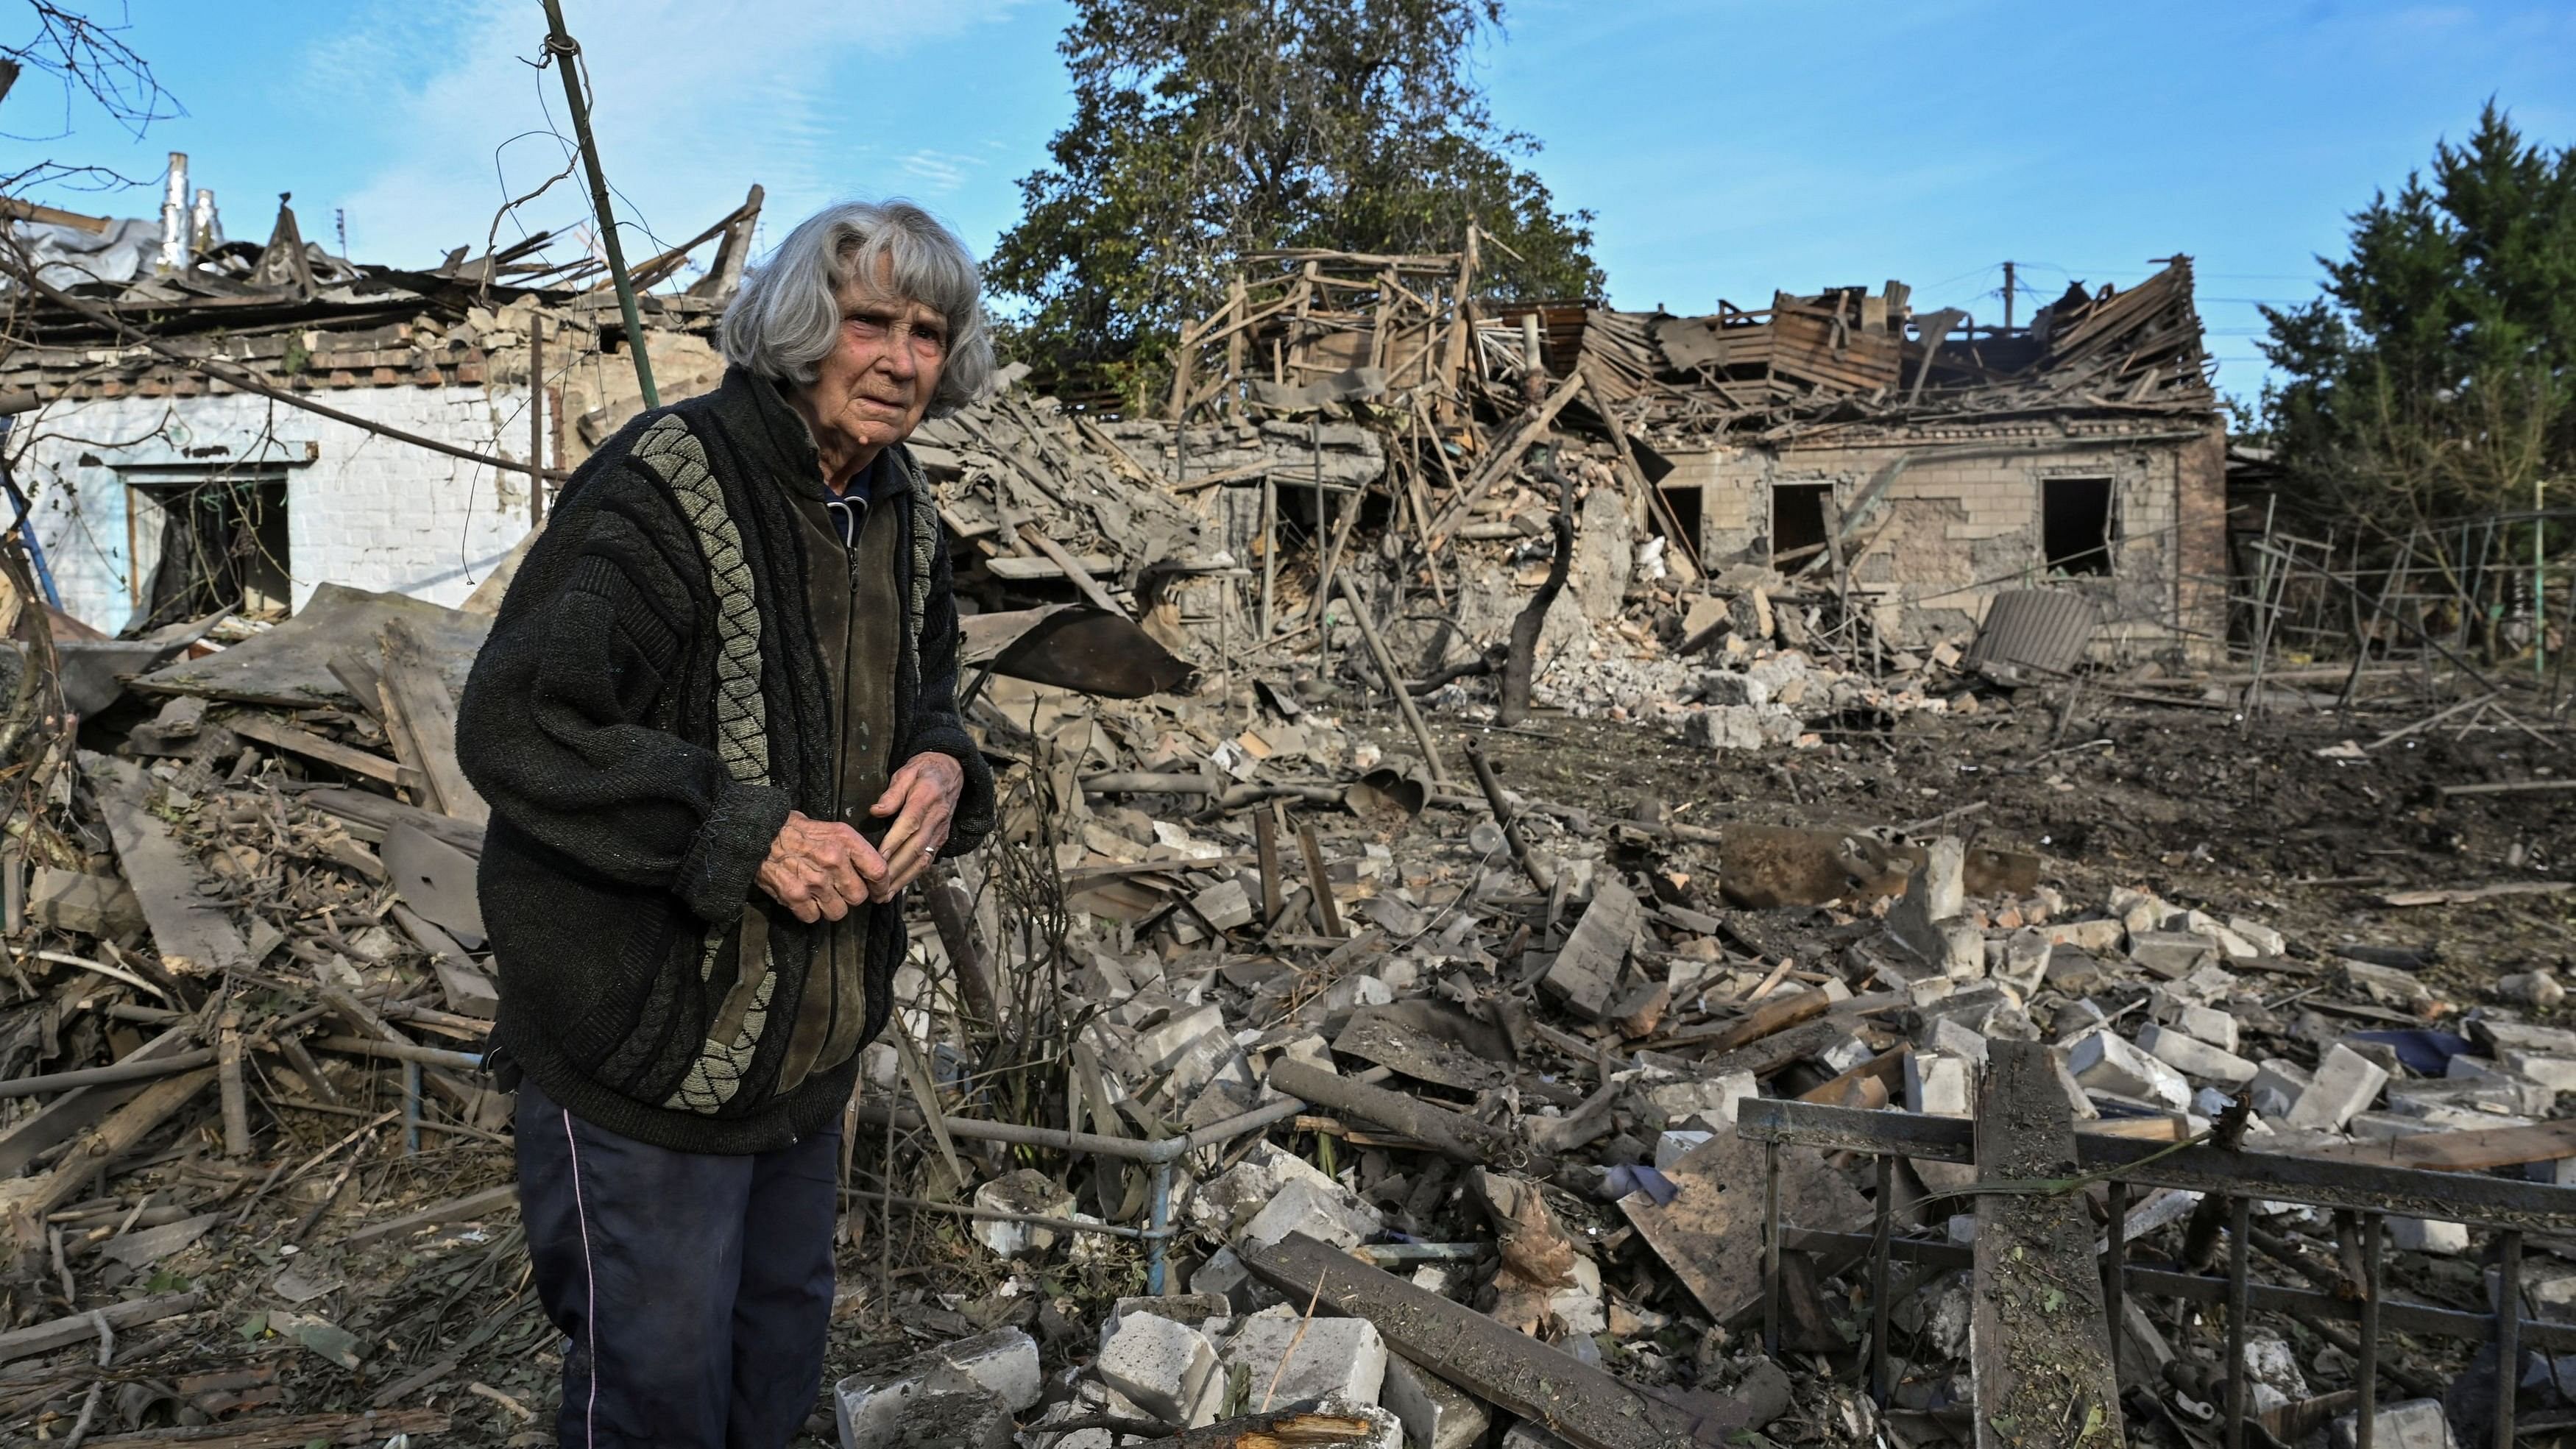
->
[1762, 1139, 1783, 1356]
[2226, 1196, 2250, 1449]
[529, 316, 548, 528]
[539, 0, 659, 409]
[2358, 1212, 2382, 1449]
[2497, 1229, 2524, 1449]
[1147, 1159, 1174, 1294]
[1869, 1154, 1892, 1406]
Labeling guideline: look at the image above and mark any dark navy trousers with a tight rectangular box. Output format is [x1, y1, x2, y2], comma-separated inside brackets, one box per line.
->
[515, 1080, 842, 1449]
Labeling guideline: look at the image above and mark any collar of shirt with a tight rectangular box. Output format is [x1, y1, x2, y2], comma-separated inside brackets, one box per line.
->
[824, 454, 881, 547]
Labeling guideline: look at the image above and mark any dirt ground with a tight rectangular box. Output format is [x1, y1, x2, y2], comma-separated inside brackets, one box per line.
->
[1443, 690, 2576, 1004]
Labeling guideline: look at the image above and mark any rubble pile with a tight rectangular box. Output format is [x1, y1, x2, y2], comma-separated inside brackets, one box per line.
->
[7, 225, 2576, 1449]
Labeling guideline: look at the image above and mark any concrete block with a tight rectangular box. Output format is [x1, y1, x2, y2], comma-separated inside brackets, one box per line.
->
[971, 1169, 1076, 1256]
[2497, 971, 2566, 1008]
[2228, 916, 2287, 957]
[1108, 1293, 1231, 1335]
[1906, 1052, 1974, 1117]
[1097, 1313, 1220, 1427]
[1928, 1015, 1991, 1066]
[1503, 1422, 1577, 1449]
[2129, 930, 2216, 977]
[2137, 1023, 2258, 1085]
[2251, 1059, 2312, 1119]
[1192, 1247, 1256, 1310]
[1241, 1176, 1379, 1249]
[2390, 1217, 2469, 1255]
[2174, 1003, 2240, 1055]
[27, 867, 143, 938]
[2497, 1047, 2576, 1094]
[834, 1328, 1039, 1449]
[2476, 1019, 2576, 1057]
[2068, 1030, 2191, 1110]
[853, 1378, 1012, 1449]
[1641, 1070, 1756, 1131]
[1381, 1355, 1490, 1449]
[1655, 1130, 1714, 1169]
[2042, 918, 2127, 954]
[1191, 878, 1255, 932]
[1223, 1305, 1388, 1408]
[2339, 1400, 2452, 1449]
[2287, 1044, 2390, 1131]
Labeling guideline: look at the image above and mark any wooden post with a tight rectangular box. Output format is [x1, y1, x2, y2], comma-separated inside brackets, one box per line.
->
[216, 1007, 250, 1158]
[1971, 1041, 2125, 1449]
[540, 0, 657, 407]
[1337, 573, 1451, 785]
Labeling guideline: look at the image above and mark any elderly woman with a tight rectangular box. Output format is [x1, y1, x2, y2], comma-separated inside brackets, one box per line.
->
[458, 201, 997, 1448]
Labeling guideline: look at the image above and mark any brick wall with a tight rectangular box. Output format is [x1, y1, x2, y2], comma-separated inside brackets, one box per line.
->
[19, 384, 537, 634]
[1659, 425, 2209, 657]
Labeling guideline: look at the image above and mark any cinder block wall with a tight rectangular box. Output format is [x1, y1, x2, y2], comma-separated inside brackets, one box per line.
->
[1658, 423, 2215, 659]
[20, 384, 536, 634]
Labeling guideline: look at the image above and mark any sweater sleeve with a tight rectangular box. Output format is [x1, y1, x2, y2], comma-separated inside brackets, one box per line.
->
[457, 489, 791, 924]
[905, 504, 997, 858]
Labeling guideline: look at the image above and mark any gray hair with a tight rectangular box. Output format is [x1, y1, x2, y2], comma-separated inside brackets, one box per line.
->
[719, 200, 994, 416]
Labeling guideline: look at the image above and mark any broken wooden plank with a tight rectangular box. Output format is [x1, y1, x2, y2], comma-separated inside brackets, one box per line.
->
[376, 617, 488, 826]
[392, 904, 499, 1020]
[1970, 1039, 2124, 1449]
[1655, 986, 1830, 1052]
[1694, 1016, 1850, 1080]
[343, 1183, 517, 1247]
[1266, 1058, 1508, 1163]
[1239, 1231, 1698, 1449]
[0, 1026, 199, 1172]
[79, 752, 250, 976]
[2438, 779, 2576, 798]
[1617, 1121, 1869, 1325]
[2375, 880, 2572, 907]
[0, 1067, 216, 1247]
[0, 1290, 202, 1365]
[132, 581, 488, 707]
[300, 787, 484, 857]
[79, 1407, 449, 1448]
[381, 821, 486, 943]
[1015, 522, 1127, 616]
[222, 712, 403, 785]
[2293, 1119, 2576, 1172]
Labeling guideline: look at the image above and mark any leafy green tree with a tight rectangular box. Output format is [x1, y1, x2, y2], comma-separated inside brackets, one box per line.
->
[2258, 103, 2575, 539]
[988, 0, 1602, 408]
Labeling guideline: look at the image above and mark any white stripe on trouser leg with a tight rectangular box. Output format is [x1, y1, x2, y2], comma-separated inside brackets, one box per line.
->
[562, 1108, 598, 1448]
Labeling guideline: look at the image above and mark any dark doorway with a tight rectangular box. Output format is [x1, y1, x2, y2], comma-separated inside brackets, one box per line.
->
[130, 472, 291, 631]
[1772, 482, 1832, 566]
[1657, 483, 1702, 555]
[2042, 476, 2115, 576]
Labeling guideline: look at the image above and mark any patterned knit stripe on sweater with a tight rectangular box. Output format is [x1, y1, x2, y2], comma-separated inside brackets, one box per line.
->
[629, 415, 777, 1114]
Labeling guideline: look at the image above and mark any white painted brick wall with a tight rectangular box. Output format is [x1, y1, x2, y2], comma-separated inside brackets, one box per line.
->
[18, 384, 537, 633]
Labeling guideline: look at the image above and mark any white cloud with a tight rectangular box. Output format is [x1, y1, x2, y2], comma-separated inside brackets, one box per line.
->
[319, 0, 1024, 266]
[895, 149, 985, 194]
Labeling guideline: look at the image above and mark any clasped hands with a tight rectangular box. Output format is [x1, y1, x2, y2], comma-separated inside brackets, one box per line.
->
[753, 752, 963, 923]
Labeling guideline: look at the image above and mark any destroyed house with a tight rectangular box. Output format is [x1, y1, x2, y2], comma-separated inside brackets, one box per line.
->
[1, 171, 762, 636]
[1543, 261, 2226, 660]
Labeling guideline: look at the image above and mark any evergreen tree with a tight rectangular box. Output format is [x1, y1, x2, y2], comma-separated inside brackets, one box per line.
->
[987, 0, 1602, 408]
[2259, 103, 2575, 536]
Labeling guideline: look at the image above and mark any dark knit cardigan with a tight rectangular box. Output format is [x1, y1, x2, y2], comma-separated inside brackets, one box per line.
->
[458, 367, 995, 1155]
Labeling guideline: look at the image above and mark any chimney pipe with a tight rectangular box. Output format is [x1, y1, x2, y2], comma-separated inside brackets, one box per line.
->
[156, 152, 189, 272]
[189, 187, 221, 253]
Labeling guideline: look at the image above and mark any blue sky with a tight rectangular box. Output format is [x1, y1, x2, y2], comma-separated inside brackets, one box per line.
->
[15, 1, 2576, 406]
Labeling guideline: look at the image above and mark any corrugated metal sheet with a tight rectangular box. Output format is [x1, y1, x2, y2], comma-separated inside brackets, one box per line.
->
[1964, 589, 2101, 676]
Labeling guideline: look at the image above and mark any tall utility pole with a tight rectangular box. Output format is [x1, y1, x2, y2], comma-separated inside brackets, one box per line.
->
[2000, 261, 2017, 332]
[539, 0, 658, 408]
